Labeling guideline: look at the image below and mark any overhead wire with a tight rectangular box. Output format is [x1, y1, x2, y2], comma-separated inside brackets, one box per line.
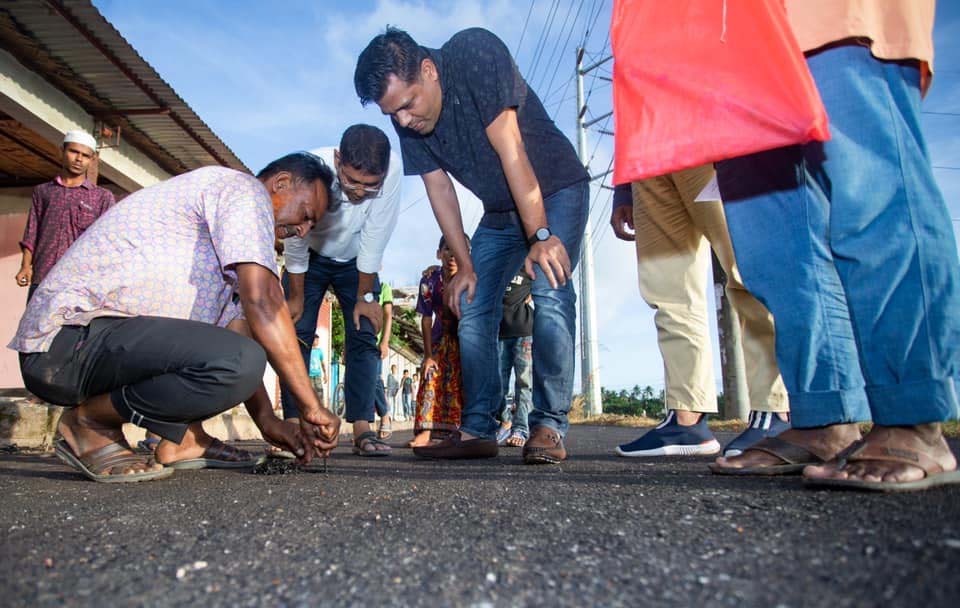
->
[526, 0, 561, 86]
[535, 0, 585, 95]
[513, 0, 536, 56]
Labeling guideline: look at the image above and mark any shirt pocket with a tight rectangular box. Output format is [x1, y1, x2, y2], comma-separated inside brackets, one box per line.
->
[70, 201, 100, 233]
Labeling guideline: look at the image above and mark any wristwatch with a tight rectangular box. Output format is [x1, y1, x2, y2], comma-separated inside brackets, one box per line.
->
[362, 292, 376, 303]
[527, 227, 552, 247]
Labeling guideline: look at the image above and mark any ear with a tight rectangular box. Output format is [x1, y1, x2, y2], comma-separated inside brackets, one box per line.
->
[421, 58, 438, 82]
[271, 171, 292, 194]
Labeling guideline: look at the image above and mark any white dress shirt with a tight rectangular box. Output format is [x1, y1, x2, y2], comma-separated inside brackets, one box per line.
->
[283, 147, 401, 274]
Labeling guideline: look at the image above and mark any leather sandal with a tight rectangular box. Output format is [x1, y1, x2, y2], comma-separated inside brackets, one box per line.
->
[709, 436, 827, 476]
[353, 431, 391, 457]
[54, 437, 173, 483]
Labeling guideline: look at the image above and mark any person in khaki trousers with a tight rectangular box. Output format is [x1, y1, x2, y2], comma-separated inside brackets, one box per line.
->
[610, 163, 789, 457]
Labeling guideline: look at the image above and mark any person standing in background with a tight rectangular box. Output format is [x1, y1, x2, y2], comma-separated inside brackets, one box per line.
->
[17, 130, 115, 300]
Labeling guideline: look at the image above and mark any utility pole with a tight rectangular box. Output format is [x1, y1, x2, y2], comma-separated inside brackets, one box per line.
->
[711, 254, 749, 420]
[575, 47, 610, 417]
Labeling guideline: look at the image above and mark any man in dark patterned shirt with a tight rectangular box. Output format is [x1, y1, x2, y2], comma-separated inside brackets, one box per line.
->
[16, 130, 116, 299]
[355, 28, 589, 464]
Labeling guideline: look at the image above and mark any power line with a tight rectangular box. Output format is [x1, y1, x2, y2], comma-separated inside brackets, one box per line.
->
[526, 0, 561, 86]
[513, 0, 536, 56]
[399, 193, 427, 214]
[535, 0, 585, 96]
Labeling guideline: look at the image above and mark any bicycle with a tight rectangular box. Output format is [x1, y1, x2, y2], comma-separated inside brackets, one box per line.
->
[331, 382, 346, 418]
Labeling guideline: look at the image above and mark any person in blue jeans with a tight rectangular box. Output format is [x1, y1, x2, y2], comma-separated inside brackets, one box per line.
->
[496, 274, 534, 447]
[279, 125, 402, 457]
[711, 3, 960, 492]
[355, 27, 589, 463]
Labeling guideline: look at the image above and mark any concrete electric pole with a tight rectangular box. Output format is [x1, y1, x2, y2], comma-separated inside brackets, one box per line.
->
[575, 47, 611, 417]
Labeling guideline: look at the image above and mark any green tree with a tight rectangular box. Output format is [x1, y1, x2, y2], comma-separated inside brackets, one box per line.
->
[331, 302, 345, 361]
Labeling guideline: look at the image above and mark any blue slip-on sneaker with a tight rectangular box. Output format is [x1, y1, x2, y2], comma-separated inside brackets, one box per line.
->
[722, 411, 791, 457]
[496, 425, 513, 446]
[615, 411, 721, 457]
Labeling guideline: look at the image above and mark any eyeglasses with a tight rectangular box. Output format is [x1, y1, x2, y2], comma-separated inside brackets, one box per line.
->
[337, 164, 383, 195]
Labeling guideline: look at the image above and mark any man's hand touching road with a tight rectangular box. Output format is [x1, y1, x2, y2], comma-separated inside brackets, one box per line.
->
[298, 406, 341, 460]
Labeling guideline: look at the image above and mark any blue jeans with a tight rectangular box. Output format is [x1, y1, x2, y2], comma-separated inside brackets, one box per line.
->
[402, 392, 413, 418]
[716, 44, 960, 428]
[279, 252, 380, 423]
[373, 358, 388, 418]
[498, 335, 533, 435]
[458, 180, 589, 439]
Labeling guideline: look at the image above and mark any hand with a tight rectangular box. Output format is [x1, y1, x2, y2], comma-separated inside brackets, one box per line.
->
[299, 406, 341, 459]
[610, 205, 635, 241]
[379, 340, 390, 360]
[353, 300, 382, 334]
[15, 266, 32, 288]
[422, 356, 438, 376]
[524, 236, 571, 289]
[260, 417, 307, 460]
[444, 267, 477, 319]
[287, 294, 304, 324]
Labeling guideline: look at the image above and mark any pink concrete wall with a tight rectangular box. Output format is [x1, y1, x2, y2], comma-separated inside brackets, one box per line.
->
[1, 212, 29, 388]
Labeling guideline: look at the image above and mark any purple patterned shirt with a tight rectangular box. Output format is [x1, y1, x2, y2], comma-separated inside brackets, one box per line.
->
[10, 167, 278, 354]
[416, 266, 445, 349]
[20, 176, 116, 284]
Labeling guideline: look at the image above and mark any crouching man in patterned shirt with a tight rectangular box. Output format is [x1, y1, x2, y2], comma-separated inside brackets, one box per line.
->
[8, 152, 341, 482]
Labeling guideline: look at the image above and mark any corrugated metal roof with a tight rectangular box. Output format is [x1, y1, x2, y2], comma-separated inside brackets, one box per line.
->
[0, 0, 249, 175]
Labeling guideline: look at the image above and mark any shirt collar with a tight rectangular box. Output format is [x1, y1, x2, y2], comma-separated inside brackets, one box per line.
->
[54, 175, 94, 189]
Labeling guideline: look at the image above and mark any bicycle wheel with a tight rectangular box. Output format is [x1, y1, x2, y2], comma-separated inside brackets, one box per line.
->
[332, 383, 346, 417]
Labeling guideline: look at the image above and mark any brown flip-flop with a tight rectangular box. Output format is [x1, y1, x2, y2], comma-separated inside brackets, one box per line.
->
[709, 436, 827, 476]
[159, 439, 265, 470]
[803, 437, 960, 493]
[54, 437, 174, 483]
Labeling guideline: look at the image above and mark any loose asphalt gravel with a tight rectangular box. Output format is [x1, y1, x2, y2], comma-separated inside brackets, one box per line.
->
[1, 425, 959, 607]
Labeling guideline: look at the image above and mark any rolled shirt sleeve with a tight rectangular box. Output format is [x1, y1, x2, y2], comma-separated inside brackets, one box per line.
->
[283, 232, 311, 274]
[19, 189, 42, 253]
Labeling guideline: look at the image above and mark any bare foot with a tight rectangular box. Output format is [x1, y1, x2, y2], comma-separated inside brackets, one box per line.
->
[713, 423, 861, 471]
[154, 422, 222, 462]
[407, 430, 434, 448]
[58, 403, 162, 476]
[804, 424, 957, 484]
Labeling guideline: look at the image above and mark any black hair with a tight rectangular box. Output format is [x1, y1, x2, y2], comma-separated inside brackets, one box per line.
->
[256, 151, 335, 196]
[355, 27, 428, 106]
[339, 124, 391, 176]
[438, 233, 471, 251]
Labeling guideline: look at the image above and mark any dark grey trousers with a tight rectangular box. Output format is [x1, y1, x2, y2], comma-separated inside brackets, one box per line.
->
[20, 316, 266, 443]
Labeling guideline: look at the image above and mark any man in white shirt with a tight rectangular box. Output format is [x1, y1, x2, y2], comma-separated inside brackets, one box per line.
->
[280, 124, 401, 456]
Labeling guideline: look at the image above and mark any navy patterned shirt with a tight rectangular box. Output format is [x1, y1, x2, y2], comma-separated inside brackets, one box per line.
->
[396, 28, 588, 216]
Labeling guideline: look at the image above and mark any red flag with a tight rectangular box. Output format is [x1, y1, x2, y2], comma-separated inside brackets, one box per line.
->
[612, 0, 830, 184]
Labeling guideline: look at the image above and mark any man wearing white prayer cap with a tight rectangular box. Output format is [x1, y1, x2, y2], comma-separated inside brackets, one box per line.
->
[16, 130, 116, 299]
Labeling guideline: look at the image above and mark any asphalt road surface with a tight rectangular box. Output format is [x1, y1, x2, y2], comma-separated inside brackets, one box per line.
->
[2, 425, 959, 607]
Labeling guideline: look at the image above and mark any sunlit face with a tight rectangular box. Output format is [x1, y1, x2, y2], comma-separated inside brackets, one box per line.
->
[61, 142, 95, 177]
[334, 150, 384, 203]
[376, 59, 443, 135]
[269, 173, 328, 240]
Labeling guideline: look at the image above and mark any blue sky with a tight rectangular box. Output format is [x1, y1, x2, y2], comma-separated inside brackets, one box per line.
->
[93, 0, 960, 393]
